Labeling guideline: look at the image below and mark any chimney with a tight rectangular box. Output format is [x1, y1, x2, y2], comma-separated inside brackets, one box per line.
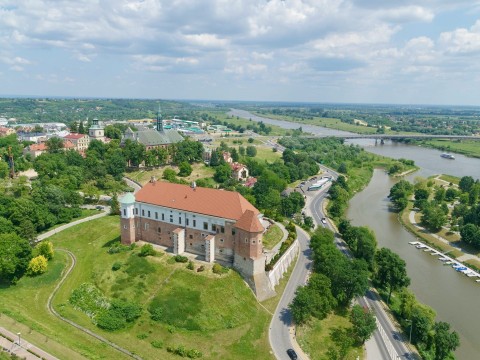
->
[191, 181, 196, 191]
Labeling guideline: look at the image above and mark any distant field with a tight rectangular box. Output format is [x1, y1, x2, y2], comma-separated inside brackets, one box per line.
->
[0, 216, 275, 360]
[422, 139, 480, 158]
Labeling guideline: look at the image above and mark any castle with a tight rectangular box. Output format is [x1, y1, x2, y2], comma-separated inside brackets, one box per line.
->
[119, 180, 275, 300]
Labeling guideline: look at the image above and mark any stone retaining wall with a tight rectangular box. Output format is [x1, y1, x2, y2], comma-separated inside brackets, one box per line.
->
[268, 239, 299, 287]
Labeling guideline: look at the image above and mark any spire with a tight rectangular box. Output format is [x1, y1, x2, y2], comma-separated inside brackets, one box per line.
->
[156, 105, 163, 132]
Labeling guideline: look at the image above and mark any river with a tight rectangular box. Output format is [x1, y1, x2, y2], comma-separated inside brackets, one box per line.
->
[229, 109, 480, 359]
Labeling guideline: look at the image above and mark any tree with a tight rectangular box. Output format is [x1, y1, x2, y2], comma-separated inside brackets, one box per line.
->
[411, 304, 436, 345]
[214, 163, 231, 183]
[26, 255, 48, 276]
[45, 137, 64, 153]
[329, 327, 354, 360]
[422, 204, 447, 232]
[350, 304, 376, 344]
[0, 233, 32, 283]
[374, 248, 410, 303]
[459, 176, 474, 192]
[414, 188, 429, 201]
[78, 121, 85, 134]
[433, 321, 460, 360]
[178, 161, 193, 177]
[230, 147, 239, 162]
[246, 145, 257, 157]
[110, 194, 120, 215]
[163, 168, 177, 182]
[34, 241, 54, 260]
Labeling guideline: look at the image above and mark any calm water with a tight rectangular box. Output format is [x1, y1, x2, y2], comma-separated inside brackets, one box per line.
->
[229, 109, 480, 359]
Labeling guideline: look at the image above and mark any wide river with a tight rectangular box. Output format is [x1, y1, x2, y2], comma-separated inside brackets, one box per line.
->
[229, 109, 480, 359]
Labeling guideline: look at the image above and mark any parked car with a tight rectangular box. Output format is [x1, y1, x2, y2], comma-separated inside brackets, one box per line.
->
[96, 205, 104, 210]
[286, 349, 298, 360]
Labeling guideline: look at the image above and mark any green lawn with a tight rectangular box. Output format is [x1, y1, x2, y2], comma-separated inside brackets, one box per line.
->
[1, 216, 275, 360]
[128, 163, 216, 186]
[297, 313, 364, 360]
[422, 139, 480, 158]
[262, 225, 284, 250]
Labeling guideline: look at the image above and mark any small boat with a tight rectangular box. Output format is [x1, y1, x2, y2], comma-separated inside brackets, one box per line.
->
[439, 258, 449, 262]
[424, 249, 432, 252]
[409, 241, 418, 245]
[444, 261, 453, 265]
[476, 279, 480, 283]
[441, 153, 455, 160]
[416, 244, 426, 249]
[466, 272, 478, 277]
[455, 267, 468, 272]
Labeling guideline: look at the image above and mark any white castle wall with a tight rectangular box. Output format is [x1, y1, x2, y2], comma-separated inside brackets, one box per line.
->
[268, 240, 299, 287]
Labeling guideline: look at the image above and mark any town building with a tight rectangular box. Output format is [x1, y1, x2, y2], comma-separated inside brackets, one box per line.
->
[23, 140, 75, 159]
[63, 133, 90, 152]
[0, 127, 15, 137]
[122, 108, 183, 150]
[17, 132, 47, 143]
[88, 118, 106, 143]
[119, 180, 275, 300]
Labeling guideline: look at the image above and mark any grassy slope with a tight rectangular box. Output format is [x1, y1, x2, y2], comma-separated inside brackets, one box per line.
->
[1, 216, 274, 360]
[421, 139, 480, 158]
[262, 225, 284, 250]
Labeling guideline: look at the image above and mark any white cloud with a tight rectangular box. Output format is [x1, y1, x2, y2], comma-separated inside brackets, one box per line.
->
[439, 20, 480, 54]
[183, 34, 228, 48]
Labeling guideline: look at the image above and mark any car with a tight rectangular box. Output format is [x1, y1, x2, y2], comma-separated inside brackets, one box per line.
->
[96, 205, 104, 210]
[321, 217, 327, 225]
[286, 349, 298, 360]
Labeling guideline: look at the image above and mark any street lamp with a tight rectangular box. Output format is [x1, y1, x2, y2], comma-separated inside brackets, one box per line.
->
[17, 332, 21, 346]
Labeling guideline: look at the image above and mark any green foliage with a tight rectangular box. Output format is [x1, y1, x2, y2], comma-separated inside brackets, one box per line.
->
[26, 255, 48, 276]
[186, 261, 194, 270]
[69, 283, 110, 318]
[178, 161, 193, 177]
[107, 242, 132, 254]
[139, 244, 156, 257]
[212, 263, 229, 275]
[174, 255, 188, 263]
[350, 304, 376, 344]
[388, 180, 414, 212]
[167, 344, 203, 358]
[374, 248, 410, 303]
[246, 145, 257, 157]
[433, 322, 460, 360]
[33, 241, 54, 260]
[213, 163, 232, 183]
[163, 168, 177, 182]
[96, 299, 142, 331]
[421, 202, 447, 232]
[151, 340, 164, 349]
[0, 232, 32, 284]
[111, 261, 122, 271]
[136, 333, 148, 340]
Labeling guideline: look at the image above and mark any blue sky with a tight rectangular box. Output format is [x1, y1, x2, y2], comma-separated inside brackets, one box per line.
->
[1, 0, 480, 105]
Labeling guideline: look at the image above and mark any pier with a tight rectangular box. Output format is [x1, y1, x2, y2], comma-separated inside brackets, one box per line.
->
[409, 241, 480, 283]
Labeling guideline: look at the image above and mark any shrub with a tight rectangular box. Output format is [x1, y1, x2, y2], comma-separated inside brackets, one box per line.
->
[137, 333, 148, 340]
[96, 310, 126, 331]
[149, 306, 163, 321]
[139, 244, 156, 257]
[197, 265, 205, 272]
[112, 262, 122, 271]
[69, 283, 110, 318]
[151, 340, 164, 349]
[26, 255, 48, 276]
[96, 299, 142, 331]
[108, 243, 131, 254]
[187, 261, 194, 270]
[34, 241, 54, 260]
[167, 345, 202, 358]
[212, 263, 229, 275]
[174, 255, 188, 263]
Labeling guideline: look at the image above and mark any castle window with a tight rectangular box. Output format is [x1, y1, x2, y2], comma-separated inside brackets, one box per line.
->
[203, 222, 208, 230]
[189, 234, 193, 239]
[193, 220, 196, 227]
[123, 209, 126, 216]
[142, 209, 145, 216]
[179, 217, 182, 224]
[144, 223, 149, 230]
[123, 225, 127, 229]
[162, 213, 165, 221]
[135, 208, 138, 215]
[245, 238, 248, 243]
[220, 238, 224, 243]
[186, 218, 189, 226]
[170, 215, 173, 223]
[190, 243, 192, 246]
[211, 224, 216, 232]
[220, 226, 225, 233]
[155, 212, 158, 220]
[232, 229, 236, 235]
[158, 227, 161, 233]
[252, 240, 256, 244]
[148, 211, 151, 218]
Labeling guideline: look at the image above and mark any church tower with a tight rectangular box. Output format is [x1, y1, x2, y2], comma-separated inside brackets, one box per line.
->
[89, 118, 105, 142]
[156, 105, 164, 132]
[120, 193, 136, 245]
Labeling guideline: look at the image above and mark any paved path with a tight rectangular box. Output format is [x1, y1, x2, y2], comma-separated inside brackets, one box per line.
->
[409, 210, 480, 263]
[0, 326, 58, 360]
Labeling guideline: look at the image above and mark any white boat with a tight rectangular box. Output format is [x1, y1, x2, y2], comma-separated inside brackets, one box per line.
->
[439, 258, 449, 262]
[409, 241, 418, 245]
[416, 244, 426, 249]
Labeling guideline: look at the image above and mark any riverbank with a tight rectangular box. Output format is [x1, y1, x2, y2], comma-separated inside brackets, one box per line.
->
[417, 139, 480, 159]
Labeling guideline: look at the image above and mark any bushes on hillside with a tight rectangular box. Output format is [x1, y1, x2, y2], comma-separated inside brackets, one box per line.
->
[265, 222, 296, 271]
[139, 244, 156, 257]
[174, 255, 188, 263]
[26, 255, 48, 276]
[34, 241, 54, 260]
[212, 263, 229, 275]
[96, 299, 142, 331]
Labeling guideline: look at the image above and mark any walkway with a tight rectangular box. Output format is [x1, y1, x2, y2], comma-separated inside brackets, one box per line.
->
[0, 326, 58, 360]
[408, 210, 480, 263]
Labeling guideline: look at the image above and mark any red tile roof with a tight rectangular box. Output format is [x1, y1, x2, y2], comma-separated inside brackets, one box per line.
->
[235, 209, 264, 233]
[135, 181, 259, 221]
[28, 143, 47, 151]
[63, 140, 75, 149]
[244, 177, 257, 188]
[64, 133, 87, 140]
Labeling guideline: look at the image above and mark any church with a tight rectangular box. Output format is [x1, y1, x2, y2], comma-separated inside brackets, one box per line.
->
[119, 180, 275, 300]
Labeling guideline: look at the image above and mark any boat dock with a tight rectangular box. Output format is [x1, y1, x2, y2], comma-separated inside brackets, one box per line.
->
[409, 241, 480, 283]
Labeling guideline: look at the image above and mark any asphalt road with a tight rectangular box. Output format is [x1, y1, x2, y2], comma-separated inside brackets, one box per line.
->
[269, 226, 312, 360]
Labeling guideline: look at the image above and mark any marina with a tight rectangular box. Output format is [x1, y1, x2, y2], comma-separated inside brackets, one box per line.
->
[409, 241, 480, 282]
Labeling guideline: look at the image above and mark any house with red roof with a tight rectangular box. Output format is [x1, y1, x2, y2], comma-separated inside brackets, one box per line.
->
[120, 180, 275, 300]
[63, 133, 90, 152]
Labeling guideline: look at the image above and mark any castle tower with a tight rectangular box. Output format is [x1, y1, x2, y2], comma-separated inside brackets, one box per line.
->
[156, 105, 163, 132]
[120, 192, 136, 245]
[89, 118, 105, 142]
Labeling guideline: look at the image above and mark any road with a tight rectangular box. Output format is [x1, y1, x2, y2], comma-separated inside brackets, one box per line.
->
[269, 228, 312, 360]
[307, 171, 413, 360]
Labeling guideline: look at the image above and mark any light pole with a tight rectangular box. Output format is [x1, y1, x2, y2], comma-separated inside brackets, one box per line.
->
[17, 332, 21, 346]
[405, 320, 413, 343]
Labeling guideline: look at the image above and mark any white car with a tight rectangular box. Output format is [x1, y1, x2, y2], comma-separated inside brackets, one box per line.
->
[321, 217, 327, 225]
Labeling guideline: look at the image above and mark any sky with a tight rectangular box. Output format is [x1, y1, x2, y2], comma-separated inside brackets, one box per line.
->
[1, 0, 480, 105]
